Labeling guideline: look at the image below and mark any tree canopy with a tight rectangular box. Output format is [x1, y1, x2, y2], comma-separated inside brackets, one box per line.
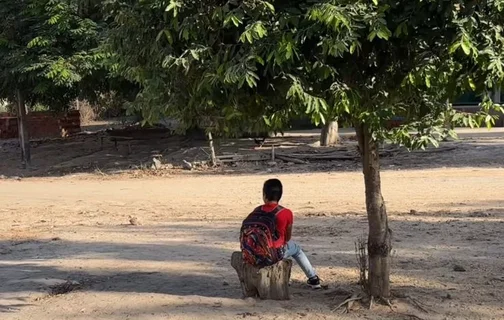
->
[106, 0, 504, 300]
[107, 0, 504, 141]
[0, 0, 110, 110]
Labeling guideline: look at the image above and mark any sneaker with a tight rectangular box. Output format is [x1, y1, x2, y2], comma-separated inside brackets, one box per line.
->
[307, 276, 321, 289]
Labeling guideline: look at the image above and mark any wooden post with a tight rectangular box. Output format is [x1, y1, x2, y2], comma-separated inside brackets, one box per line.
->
[230, 251, 292, 300]
[207, 131, 217, 167]
[16, 90, 30, 168]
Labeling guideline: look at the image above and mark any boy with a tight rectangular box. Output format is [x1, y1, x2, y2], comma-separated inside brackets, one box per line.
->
[257, 178, 321, 289]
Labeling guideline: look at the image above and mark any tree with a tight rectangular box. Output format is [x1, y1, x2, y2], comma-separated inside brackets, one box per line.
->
[320, 121, 339, 146]
[0, 0, 115, 165]
[0, 0, 109, 108]
[107, 0, 504, 302]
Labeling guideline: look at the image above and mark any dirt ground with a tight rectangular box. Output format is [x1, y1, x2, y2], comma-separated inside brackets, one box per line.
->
[2, 125, 504, 178]
[1, 130, 504, 320]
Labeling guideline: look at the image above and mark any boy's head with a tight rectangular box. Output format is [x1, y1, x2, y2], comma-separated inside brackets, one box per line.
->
[263, 179, 283, 203]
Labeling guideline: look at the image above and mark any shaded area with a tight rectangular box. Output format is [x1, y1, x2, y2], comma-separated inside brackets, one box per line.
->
[1, 127, 504, 178]
[1, 207, 503, 319]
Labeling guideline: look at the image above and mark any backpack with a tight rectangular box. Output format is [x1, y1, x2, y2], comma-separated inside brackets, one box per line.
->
[240, 205, 284, 267]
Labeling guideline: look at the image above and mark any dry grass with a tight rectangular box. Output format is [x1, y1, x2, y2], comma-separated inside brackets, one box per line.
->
[73, 100, 97, 124]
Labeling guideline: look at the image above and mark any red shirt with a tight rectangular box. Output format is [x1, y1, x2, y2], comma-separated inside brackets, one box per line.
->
[261, 203, 293, 248]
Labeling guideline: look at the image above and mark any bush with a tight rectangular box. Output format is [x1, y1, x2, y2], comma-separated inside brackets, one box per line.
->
[72, 92, 128, 124]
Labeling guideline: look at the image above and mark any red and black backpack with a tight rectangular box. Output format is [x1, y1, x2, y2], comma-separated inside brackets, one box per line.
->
[240, 205, 284, 267]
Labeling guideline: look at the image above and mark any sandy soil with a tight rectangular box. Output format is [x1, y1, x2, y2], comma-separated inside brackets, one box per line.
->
[1, 166, 504, 320]
[1, 129, 504, 319]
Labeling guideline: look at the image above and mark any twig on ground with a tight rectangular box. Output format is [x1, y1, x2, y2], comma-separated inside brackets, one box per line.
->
[275, 155, 307, 164]
[94, 167, 107, 176]
[332, 293, 363, 313]
[405, 295, 431, 314]
[397, 313, 425, 320]
[394, 293, 433, 314]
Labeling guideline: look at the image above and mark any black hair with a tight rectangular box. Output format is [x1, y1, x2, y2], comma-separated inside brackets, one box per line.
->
[263, 179, 283, 202]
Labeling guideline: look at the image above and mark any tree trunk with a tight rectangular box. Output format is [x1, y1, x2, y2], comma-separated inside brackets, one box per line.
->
[230, 252, 292, 300]
[320, 121, 339, 146]
[355, 124, 392, 300]
[16, 90, 31, 168]
[207, 132, 217, 166]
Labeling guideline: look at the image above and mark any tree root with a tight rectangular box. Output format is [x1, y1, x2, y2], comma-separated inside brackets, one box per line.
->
[369, 295, 374, 310]
[333, 292, 398, 314]
[332, 290, 432, 316]
[383, 298, 394, 311]
[368, 296, 395, 311]
[374, 296, 426, 320]
[332, 293, 363, 313]
[333, 290, 431, 319]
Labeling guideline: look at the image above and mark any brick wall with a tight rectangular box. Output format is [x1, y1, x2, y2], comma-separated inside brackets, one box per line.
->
[0, 110, 80, 140]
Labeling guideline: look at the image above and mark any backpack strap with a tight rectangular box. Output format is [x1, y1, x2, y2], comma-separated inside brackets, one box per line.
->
[270, 205, 284, 216]
[255, 205, 284, 214]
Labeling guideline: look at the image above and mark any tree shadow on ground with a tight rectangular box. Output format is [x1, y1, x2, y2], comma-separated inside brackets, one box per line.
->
[1, 208, 503, 319]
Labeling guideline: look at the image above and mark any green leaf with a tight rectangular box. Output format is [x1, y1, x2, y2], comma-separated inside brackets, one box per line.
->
[165, 30, 174, 44]
[344, 103, 350, 114]
[255, 56, 265, 65]
[264, 2, 275, 13]
[376, 27, 392, 40]
[394, 21, 408, 37]
[246, 32, 253, 43]
[449, 42, 461, 54]
[485, 114, 495, 128]
[156, 30, 164, 42]
[461, 36, 471, 55]
[468, 78, 476, 90]
[231, 16, 241, 27]
[285, 43, 293, 60]
[182, 28, 190, 40]
[408, 73, 416, 85]
[266, 51, 275, 62]
[166, 0, 182, 17]
[224, 13, 242, 27]
[245, 75, 256, 88]
[350, 42, 357, 54]
[319, 113, 326, 125]
[428, 137, 440, 148]
[319, 99, 328, 111]
[372, 0, 378, 5]
[190, 50, 199, 60]
[367, 31, 377, 41]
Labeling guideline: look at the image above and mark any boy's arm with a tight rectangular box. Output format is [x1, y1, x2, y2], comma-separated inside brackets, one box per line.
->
[284, 208, 294, 242]
[285, 224, 293, 242]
